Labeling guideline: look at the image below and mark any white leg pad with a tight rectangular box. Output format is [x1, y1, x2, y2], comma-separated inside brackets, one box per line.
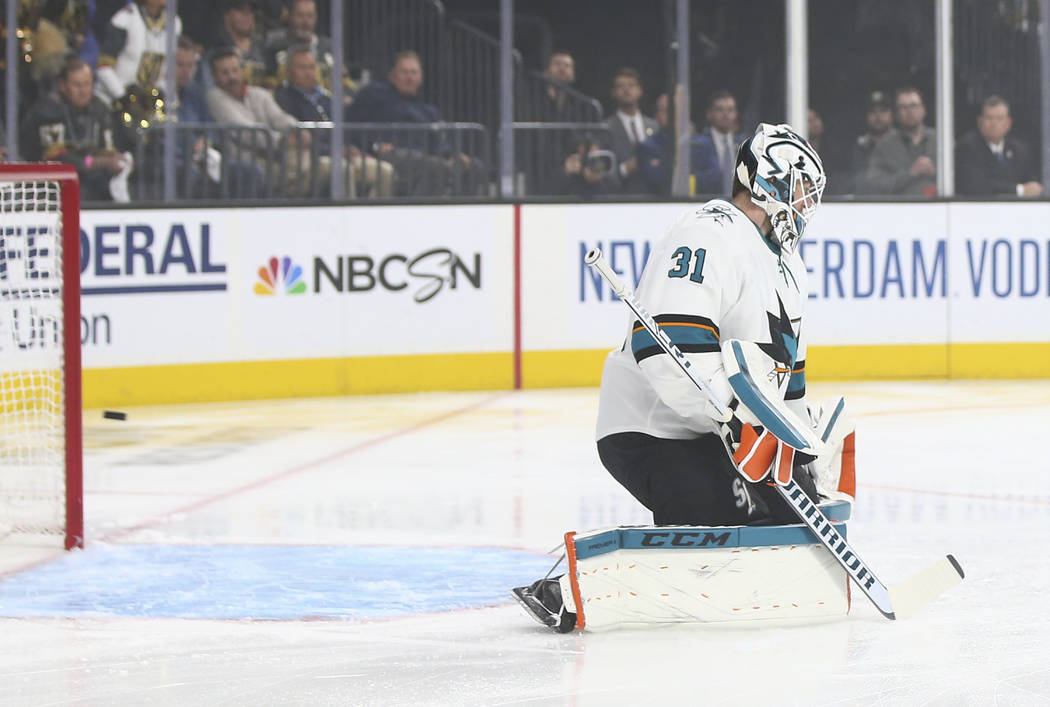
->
[564, 503, 853, 631]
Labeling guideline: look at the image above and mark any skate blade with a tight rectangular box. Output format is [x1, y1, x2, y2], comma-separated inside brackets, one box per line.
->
[510, 586, 556, 628]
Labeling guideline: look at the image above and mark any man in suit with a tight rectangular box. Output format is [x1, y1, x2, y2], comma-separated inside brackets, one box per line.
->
[603, 67, 659, 195]
[346, 50, 486, 196]
[690, 90, 744, 195]
[956, 95, 1042, 197]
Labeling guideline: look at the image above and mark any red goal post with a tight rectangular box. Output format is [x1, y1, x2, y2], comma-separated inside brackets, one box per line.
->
[0, 163, 83, 550]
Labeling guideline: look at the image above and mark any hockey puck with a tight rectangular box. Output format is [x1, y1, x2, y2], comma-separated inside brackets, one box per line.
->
[102, 410, 127, 421]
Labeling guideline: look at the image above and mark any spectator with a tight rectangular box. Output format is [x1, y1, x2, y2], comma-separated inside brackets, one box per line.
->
[524, 49, 607, 195]
[275, 45, 393, 198]
[174, 37, 264, 198]
[206, 48, 325, 197]
[864, 86, 936, 196]
[636, 92, 671, 194]
[346, 50, 486, 196]
[604, 67, 658, 195]
[95, 0, 182, 105]
[209, 0, 269, 87]
[956, 95, 1042, 197]
[172, 36, 211, 195]
[264, 0, 350, 95]
[849, 90, 893, 193]
[690, 90, 744, 195]
[20, 56, 132, 201]
[175, 36, 209, 123]
[538, 49, 579, 121]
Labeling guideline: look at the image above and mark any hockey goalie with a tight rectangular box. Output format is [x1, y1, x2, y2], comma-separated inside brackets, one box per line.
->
[513, 123, 859, 631]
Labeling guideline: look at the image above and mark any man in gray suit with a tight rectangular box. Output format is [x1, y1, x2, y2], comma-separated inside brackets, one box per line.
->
[604, 67, 659, 195]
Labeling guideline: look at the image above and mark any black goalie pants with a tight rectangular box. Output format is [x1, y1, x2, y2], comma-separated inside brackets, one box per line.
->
[596, 431, 819, 527]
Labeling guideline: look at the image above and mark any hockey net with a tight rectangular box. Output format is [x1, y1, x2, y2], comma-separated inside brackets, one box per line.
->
[0, 164, 82, 550]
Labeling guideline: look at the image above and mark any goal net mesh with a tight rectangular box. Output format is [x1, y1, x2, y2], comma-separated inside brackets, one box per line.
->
[0, 179, 67, 539]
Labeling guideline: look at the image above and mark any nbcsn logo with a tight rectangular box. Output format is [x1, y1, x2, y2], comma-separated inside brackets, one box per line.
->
[254, 256, 306, 295]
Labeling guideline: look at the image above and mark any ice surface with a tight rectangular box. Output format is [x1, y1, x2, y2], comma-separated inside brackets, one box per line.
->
[1, 381, 1049, 705]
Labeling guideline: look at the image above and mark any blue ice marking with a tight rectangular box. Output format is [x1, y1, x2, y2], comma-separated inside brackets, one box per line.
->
[0, 545, 555, 620]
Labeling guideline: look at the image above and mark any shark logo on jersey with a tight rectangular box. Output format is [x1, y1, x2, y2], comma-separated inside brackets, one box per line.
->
[757, 294, 799, 388]
[695, 202, 737, 227]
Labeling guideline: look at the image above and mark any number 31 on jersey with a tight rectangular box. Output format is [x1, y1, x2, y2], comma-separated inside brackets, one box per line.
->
[668, 246, 707, 284]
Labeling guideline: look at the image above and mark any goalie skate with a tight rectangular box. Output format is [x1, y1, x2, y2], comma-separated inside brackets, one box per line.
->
[510, 578, 576, 633]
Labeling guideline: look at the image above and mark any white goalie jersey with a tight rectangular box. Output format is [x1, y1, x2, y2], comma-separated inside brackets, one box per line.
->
[596, 199, 810, 441]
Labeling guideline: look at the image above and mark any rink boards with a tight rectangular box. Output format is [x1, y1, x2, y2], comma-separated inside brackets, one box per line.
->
[71, 201, 1050, 405]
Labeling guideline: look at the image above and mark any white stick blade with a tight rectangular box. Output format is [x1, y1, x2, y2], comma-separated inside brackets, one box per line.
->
[887, 554, 964, 620]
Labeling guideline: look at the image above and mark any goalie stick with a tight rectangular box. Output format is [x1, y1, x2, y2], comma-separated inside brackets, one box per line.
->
[585, 247, 964, 620]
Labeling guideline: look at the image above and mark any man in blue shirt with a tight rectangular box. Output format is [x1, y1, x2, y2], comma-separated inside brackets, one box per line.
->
[346, 50, 487, 196]
[275, 45, 393, 197]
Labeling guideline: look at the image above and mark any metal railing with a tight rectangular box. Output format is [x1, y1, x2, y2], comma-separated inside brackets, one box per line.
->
[337, 121, 490, 197]
[122, 121, 490, 203]
[127, 123, 275, 202]
[443, 20, 523, 126]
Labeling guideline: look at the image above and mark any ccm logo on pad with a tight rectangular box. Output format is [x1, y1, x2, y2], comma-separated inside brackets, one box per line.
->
[639, 531, 731, 547]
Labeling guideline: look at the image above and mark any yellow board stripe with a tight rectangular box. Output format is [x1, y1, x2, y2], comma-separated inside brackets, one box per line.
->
[80, 343, 1050, 406]
[806, 344, 950, 380]
[808, 343, 1050, 379]
[948, 342, 1050, 378]
[83, 353, 513, 408]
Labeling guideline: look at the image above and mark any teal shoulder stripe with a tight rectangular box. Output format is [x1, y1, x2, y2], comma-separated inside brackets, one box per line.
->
[632, 323, 720, 362]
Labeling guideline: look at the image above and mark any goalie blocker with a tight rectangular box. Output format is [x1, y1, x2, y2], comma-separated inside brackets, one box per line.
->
[513, 501, 853, 631]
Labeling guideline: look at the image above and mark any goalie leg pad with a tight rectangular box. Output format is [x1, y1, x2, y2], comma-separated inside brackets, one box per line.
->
[564, 513, 852, 631]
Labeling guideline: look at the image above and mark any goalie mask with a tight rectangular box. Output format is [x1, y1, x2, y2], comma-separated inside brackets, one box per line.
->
[735, 123, 826, 255]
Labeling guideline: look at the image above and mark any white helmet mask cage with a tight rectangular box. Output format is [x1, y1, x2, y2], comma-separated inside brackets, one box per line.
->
[734, 123, 826, 255]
